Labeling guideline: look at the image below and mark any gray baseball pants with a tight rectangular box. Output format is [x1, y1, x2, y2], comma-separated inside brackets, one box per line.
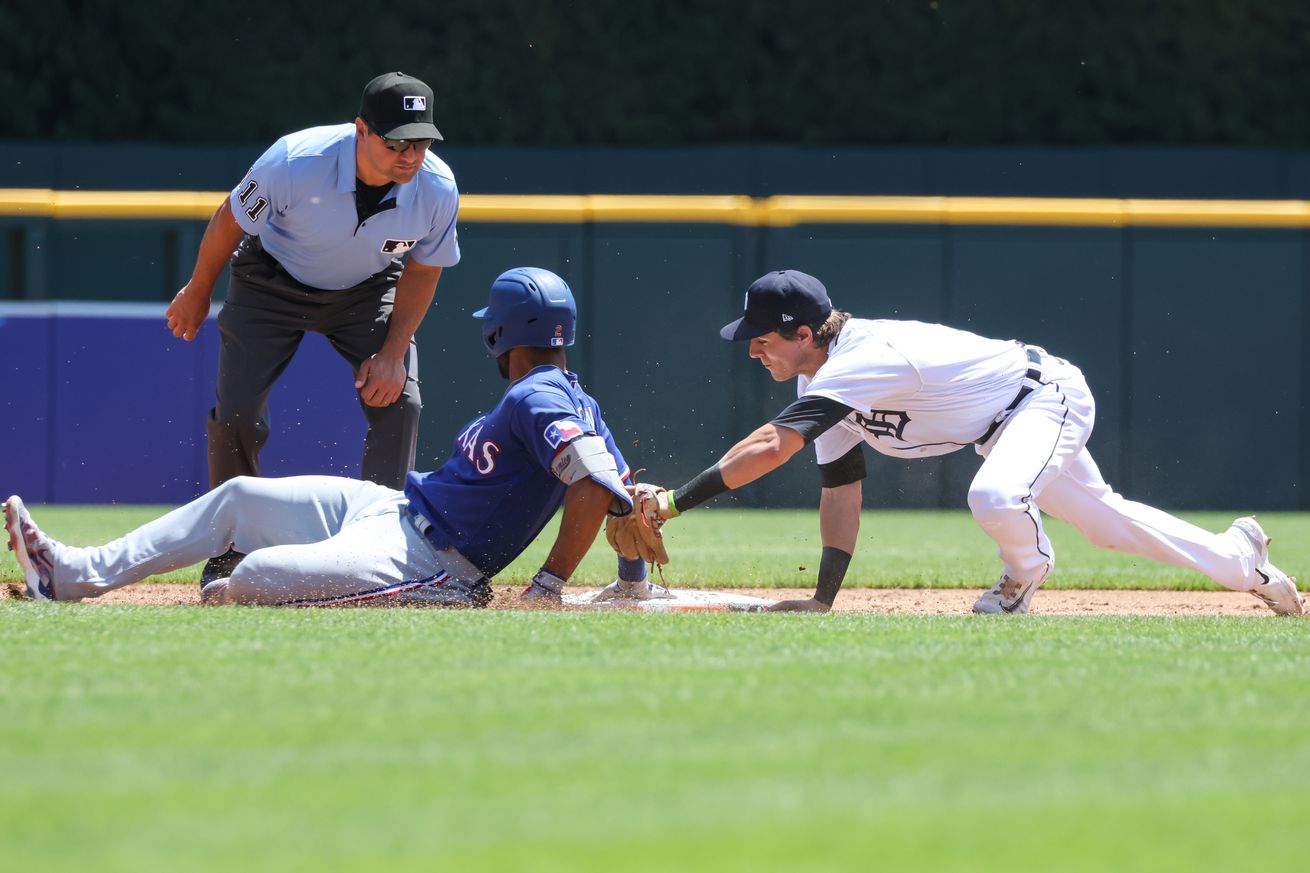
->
[208, 237, 422, 490]
[46, 476, 482, 605]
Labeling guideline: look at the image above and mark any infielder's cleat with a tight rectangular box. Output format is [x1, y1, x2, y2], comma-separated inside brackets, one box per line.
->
[1228, 517, 1305, 616]
[4, 495, 58, 601]
[972, 574, 1042, 615]
[593, 577, 675, 602]
[395, 576, 493, 608]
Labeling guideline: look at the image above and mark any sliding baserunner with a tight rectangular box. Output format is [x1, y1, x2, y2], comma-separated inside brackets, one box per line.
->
[6, 268, 659, 607]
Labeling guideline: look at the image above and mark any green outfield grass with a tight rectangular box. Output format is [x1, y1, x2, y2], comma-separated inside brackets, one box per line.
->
[0, 605, 1306, 873]
[18, 504, 1310, 590]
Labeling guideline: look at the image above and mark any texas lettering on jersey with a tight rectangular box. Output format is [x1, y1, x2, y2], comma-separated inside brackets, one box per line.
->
[456, 416, 501, 475]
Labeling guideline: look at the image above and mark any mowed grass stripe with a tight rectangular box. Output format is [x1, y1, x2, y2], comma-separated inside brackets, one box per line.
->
[0, 607, 1306, 872]
[18, 505, 1309, 590]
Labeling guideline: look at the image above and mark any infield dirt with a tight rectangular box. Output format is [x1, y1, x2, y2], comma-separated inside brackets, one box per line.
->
[2, 583, 1291, 616]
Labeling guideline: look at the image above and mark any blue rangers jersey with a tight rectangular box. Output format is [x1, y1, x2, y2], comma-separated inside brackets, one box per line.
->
[403, 366, 631, 576]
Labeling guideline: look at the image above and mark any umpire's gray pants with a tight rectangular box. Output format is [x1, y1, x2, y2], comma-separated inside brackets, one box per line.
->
[46, 476, 483, 605]
[208, 237, 422, 490]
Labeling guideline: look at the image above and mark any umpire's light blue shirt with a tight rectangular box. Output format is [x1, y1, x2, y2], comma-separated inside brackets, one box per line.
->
[230, 124, 460, 290]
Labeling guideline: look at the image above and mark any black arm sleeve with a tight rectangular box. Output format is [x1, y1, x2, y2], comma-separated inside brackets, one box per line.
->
[818, 444, 866, 489]
[769, 395, 858, 443]
[672, 464, 729, 513]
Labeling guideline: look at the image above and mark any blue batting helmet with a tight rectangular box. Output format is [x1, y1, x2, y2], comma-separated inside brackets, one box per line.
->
[473, 267, 577, 356]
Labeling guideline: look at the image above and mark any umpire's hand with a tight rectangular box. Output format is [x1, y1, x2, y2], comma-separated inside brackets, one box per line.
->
[165, 283, 212, 341]
[355, 352, 407, 407]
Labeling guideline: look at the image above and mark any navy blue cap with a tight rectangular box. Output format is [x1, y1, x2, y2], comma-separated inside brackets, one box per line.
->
[720, 270, 833, 341]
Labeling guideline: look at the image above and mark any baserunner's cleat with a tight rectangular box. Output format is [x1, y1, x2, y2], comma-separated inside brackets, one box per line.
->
[4, 495, 57, 601]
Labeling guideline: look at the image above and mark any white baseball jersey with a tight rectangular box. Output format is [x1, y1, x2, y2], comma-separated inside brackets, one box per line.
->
[800, 319, 1034, 463]
[772, 316, 1274, 606]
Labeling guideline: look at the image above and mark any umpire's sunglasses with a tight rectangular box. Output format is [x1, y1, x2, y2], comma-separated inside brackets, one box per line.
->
[366, 124, 434, 154]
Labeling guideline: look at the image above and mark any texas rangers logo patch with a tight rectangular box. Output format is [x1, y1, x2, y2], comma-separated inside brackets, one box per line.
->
[381, 239, 417, 254]
[544, 419, 585, 448]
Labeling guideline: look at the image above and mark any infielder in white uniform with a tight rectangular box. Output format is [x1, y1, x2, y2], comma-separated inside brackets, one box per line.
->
[637, 270, 1303, 616]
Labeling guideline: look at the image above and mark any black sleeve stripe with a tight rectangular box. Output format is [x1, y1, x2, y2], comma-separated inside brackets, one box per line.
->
[818, 444, 866, 488]
[770, 395, 858, 443]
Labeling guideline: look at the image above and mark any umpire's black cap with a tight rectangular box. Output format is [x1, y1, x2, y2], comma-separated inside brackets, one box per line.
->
[360, 72, 443, 141]
[720, 270, 833, 341]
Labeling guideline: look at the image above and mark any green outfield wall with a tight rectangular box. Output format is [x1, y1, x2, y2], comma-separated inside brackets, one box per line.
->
[1, 145, 1306, 510]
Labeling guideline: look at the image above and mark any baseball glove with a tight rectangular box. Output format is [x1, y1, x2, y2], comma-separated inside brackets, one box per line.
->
[605, 483, 671, 565]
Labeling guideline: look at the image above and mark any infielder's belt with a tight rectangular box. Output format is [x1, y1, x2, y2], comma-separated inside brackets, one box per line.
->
[976, 347, 1043, 444]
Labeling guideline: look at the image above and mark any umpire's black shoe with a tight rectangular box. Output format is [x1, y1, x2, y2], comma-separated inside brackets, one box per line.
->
[200, 548, 247, 587]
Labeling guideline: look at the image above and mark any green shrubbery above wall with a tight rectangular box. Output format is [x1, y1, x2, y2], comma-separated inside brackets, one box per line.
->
[6, 0, 1309, 146]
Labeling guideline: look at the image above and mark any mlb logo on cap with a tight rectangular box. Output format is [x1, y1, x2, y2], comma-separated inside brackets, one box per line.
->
[360, 72, 443, 141]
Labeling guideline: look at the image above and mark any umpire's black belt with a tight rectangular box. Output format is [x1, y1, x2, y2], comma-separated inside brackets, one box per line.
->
[975, 347, 1043, 445]
[237, 234, 400, 295]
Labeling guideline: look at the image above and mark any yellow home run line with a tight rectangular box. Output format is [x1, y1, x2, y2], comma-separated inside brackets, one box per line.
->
[2, 189, 1310, 228]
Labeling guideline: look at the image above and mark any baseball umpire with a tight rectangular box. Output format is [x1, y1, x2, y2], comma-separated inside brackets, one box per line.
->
[166, 71, 460, 582]
[619, 270, 1303, 617]
[166, 71, 458, 490]
[8, 268, 658, 607]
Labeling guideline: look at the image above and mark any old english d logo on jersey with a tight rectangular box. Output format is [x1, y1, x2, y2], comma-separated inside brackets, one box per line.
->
[381, 239, 417, 254]
[543, 419, 584, 449]
[855, 409, 911, 440]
